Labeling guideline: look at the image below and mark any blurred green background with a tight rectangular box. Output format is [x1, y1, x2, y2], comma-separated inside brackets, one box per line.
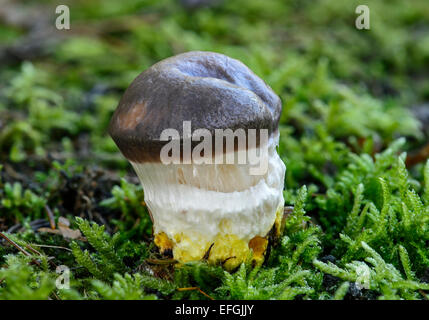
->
[0, 0, 428, 172]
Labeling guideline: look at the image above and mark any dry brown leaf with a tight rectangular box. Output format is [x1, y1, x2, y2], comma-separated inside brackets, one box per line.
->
[38, 222, 86, 241]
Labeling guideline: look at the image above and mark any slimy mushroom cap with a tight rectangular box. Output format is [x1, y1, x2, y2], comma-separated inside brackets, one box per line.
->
[109, 51, 282, 163]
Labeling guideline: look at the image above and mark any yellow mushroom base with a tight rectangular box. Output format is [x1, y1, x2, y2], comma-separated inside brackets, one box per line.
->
[154, 206, 285, 270]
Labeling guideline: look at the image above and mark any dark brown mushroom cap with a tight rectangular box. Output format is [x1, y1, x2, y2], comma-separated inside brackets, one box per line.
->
[108, 51, 282, 162]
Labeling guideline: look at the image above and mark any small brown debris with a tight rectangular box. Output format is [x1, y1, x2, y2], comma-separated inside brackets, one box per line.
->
[45, 205, 56, 229]
[406, 142, 429, 167]
[38, 217, 85, 240]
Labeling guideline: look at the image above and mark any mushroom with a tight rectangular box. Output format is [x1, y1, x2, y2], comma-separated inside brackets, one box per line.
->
[109, 51, 285, 269]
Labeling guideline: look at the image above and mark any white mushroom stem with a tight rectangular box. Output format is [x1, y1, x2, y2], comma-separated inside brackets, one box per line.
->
[130, 133, 285, 262]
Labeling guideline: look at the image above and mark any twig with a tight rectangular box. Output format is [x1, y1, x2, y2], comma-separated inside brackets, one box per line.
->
[419, 290, 428, 300]
[0, 233, 44, 266]
[50, 291, 61, 300]
[222, 256, 236, 265]
[25, 244, 42, 256]
[0, 232, 31, 256]
[30, 244, 72, 252]
[177, 287, 215, 300]
[44, 205, 56, 229]
[26, 243, 59, 268]
[202, 243, 214, 260]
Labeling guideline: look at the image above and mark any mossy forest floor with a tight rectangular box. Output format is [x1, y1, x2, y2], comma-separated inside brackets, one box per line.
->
[1, 0, 429, 300]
